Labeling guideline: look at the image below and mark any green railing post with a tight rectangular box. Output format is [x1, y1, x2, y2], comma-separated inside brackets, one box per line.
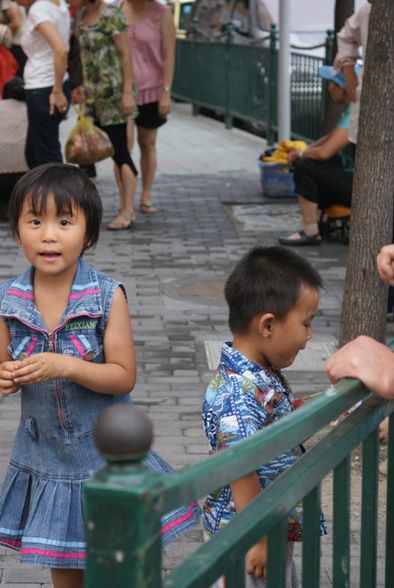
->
[324, 29, 335, 65]
[267, 23, 277, 145]
[190, 20, 198, 116]
[224, 23, 234, 129]
[84, 405, 162, 588]
[360, 428, 379, 588]
[333, 455, 351, 588]
[302, 484, 322, 586]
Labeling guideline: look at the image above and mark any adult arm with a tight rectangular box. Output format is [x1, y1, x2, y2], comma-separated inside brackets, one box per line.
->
[334, 3, 370, 102]
[158, 8, 176, 117]
[4, 5, 22, 34]
[113, 30, 136, 116]
[35, 21, 68, 114]
[10, 287, 137, 395]
[326, 336, 394, 399]
[289, 127, 348, 164]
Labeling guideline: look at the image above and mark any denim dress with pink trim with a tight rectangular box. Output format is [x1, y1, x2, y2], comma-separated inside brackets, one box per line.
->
[0, 259, 200, 568]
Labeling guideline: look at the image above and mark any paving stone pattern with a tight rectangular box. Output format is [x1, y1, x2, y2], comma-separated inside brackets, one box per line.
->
[0, 103, 386, 586]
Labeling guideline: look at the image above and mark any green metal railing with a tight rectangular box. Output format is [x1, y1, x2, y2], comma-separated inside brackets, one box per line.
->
[84, 344, 394, 587]
[173, 26, 335, 143]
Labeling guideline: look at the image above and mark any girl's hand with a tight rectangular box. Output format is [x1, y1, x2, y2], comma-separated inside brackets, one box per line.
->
[159, 91, 171, 117]
[246, 537, 268, 578]
[49, 90, 68, 115]
[0, 361, 19, 396]
[121, 92, 137, 117]
[11, 353, 69, 385]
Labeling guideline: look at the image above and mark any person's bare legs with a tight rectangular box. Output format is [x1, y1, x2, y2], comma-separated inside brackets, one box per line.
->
[113, 121, 135, 211]
[285, 196, 320, 240]
[51, 568, 84, 588]
[107, 163, 137, 229]
[138, 126, 158, 213]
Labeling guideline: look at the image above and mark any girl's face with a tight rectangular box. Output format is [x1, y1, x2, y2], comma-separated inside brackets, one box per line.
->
[17, 193, 87, 281]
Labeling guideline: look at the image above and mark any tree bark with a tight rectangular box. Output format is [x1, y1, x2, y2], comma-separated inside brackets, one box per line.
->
[339, 0, 394, 345]
[320, 0, 355, 135]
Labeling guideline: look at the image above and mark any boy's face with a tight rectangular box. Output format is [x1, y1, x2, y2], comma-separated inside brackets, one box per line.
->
[266, 285, 320, 369]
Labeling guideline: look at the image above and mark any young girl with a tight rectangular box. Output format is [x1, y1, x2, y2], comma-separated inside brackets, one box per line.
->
[0, 163, 200, 588]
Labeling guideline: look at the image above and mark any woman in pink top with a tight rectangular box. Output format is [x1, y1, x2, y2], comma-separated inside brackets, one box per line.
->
[122, 0, 175, 214]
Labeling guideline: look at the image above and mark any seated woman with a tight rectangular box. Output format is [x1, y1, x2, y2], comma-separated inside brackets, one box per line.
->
[279, 65, 359, 246]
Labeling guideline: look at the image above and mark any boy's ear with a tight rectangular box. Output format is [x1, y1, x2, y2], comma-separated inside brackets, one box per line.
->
[257, 313, 276, 337]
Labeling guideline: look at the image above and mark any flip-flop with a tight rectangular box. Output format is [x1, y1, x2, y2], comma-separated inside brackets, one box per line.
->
[278, 230, 322, 246]
[140, 203, 158, 215]
[107, 211, 135, 231]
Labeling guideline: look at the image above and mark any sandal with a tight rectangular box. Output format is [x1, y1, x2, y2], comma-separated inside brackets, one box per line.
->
[278, 230, 322, 246]
[107, 211, 135, 231]
[140, 203, 157, 215]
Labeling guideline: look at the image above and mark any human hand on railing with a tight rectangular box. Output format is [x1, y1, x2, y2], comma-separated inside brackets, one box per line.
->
[325, 336, 394, 399]
[246, 536, 267, 579]
[377, 244, 394, 286]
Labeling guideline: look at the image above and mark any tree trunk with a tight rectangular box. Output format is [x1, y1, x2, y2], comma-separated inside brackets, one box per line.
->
[320, 0, 355, 135]
[339, 0, 394, 345]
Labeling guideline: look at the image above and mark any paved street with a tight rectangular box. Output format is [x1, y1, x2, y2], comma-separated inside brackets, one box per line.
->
[0, 102, 388, 586]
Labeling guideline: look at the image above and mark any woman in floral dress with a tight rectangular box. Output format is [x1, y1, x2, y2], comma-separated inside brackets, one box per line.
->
[72, 0, 138, 230]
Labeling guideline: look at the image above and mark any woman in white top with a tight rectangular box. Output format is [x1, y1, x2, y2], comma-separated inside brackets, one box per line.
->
[15, 0, 70, 168]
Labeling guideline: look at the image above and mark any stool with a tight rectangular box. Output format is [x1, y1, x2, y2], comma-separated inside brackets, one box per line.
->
[319, 204, 351, 241]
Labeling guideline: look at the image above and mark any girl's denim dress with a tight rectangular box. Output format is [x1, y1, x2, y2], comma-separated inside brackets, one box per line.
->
[0, 259, 200, 568]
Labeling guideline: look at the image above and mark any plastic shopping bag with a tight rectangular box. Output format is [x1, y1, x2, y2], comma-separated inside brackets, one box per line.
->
[65, 105, 114, 165]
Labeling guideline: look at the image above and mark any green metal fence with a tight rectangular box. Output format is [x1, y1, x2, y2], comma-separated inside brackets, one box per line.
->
[84, 343, 394, 587]
[172, 27, 335, 143]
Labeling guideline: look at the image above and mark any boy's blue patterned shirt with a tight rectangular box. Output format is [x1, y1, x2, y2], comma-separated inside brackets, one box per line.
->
[202, 342, 327, 540]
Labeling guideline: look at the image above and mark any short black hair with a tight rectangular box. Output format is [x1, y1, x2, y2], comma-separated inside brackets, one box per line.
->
[225, 246, 322, 333]
[9, 163, 103, 252]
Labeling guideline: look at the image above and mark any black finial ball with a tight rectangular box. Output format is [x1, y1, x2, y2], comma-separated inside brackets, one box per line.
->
[94, 405, 153, 461]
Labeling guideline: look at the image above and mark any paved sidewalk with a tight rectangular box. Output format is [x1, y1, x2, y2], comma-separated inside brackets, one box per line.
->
[0, 102, 387, 586]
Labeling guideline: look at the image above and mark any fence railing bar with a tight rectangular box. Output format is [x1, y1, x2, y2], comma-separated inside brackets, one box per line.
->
[225, 556, 246, 588]
[385, 413, 394, 588]
[267, 518, 287, 588]
[290, 43, 326, 50]
[333, 456, 351, 588]
[163, 396, 391, 588]
[158, 387, 392, 513]
[302, 484, 321, 587]
[360, 428, 379, 588]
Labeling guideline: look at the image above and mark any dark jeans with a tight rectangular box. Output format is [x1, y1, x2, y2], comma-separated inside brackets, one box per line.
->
[293, 155, 353, 209]
[25, 81, 71, 169]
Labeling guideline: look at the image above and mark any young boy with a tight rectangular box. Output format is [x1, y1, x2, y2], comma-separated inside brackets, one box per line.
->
[202, 246, 326, 587]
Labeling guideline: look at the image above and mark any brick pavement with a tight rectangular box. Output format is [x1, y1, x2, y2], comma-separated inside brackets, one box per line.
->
[0, 102, 387, 586]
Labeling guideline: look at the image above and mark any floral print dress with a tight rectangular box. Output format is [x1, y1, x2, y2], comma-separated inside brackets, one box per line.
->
[78, 6, 130, 127]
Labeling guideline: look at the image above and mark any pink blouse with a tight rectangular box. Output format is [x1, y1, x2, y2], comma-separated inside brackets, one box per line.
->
[126, 1, 167, 105]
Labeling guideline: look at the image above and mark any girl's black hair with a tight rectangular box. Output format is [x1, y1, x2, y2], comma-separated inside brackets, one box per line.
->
[9, 163, 103, 252]
[225, 246, 323, 333]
